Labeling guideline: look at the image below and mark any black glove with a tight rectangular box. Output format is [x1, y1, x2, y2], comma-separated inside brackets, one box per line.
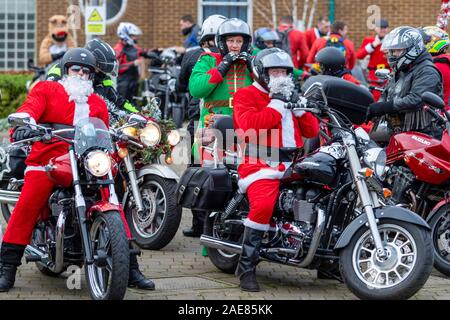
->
[12, 126, 35, 142]
[366, 100, 395, 122]
[216, 52, 239, 77]
[238, 52, 253, 71]
[51, 51, 66, 61]
[271, 91, 300, 103]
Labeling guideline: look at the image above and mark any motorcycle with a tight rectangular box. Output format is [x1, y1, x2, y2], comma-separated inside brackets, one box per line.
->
[382, 91, 450, 276]
[110, 110, 182, 250]
[5, 115, 130, 300]
[25, 58, 47, 92]
[140, 47, 188, 129]
[187, 78, 433, 299]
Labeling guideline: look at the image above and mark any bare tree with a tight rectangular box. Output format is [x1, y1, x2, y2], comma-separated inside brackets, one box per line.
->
[254, 0, 275, 27]
[307, 0, 318, 30]
[269, 0, 277, 29]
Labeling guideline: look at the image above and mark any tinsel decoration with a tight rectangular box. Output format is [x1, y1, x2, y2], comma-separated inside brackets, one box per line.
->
[437, 0, 450, 30]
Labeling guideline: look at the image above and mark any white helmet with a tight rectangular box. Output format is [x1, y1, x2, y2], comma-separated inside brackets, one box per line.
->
[381, 26, 426, 72]
[199, 14, 227, 44]
[117, 22, 142, 46]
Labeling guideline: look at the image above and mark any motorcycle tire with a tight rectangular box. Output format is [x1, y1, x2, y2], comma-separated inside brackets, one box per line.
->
[203, 212, 241, 274]
[126, 175, 181, 250]
[339, 219, 433, 300]
[85, 211, 129, 300]
[428, 207, 450, 277]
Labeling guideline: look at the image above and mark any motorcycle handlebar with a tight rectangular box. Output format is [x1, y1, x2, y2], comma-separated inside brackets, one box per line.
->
[424, 105, 446, 126]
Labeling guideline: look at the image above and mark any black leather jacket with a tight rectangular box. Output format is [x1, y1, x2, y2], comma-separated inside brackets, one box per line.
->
[380, 50, 443, 134]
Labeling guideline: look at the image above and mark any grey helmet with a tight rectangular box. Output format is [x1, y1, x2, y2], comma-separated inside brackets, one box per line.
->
[381, 26, 426, 72]
[215, 18, 252, 55]
[199, 14, 227, 44]
[252, 48, 294, 90]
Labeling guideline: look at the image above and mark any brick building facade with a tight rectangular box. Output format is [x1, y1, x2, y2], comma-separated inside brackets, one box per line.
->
[2, 0, 446, 69]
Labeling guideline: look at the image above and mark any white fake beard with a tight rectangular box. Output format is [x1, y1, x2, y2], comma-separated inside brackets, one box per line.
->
[59, 75, 94, 104]
[268, 75, 295, 100]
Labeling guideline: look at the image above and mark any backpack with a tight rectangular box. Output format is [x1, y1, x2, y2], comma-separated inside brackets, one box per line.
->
[275, 29, 292, 57]
[325, 36, 346, 57]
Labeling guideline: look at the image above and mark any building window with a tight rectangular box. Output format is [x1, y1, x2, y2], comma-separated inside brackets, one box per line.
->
[80, 0, 127, 25]
[0, 0, 36, 71]
[198, 0, 252, 26]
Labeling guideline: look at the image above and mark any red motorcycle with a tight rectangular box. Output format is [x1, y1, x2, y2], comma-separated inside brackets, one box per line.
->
[383, 92, 450, 276]
[6, 115, 130, 300]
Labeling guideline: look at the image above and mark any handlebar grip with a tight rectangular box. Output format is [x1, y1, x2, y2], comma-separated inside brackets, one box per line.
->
[424, 105, 446, 125]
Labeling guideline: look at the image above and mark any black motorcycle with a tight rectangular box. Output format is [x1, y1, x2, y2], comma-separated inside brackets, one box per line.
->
[178, 77, 434, 299]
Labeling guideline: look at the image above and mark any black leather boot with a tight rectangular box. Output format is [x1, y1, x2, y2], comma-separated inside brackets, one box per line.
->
[235, 227, 264, 292]
[128, 252, 155, 290]
[0, 242, 25, 292]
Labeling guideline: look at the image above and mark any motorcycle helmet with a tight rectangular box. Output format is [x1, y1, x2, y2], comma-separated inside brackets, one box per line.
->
[61, 48, 97, 80]
[199, 14, 227, 45]
[381, 26, 425, 72]
[254, 27, 281, 50]
[315, 47, 346, 76]
[215, 18, 252, 56]
[422, 26, 450, 55]
[117, 22, 142, 46]
[85, 38, 118, 77]
[252, 47, 294, 91]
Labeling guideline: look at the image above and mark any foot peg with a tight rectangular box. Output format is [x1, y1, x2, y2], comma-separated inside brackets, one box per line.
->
[25, 254, 42, 263]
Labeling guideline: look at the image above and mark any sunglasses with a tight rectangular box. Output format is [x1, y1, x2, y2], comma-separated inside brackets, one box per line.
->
[68, 64, 92, 75]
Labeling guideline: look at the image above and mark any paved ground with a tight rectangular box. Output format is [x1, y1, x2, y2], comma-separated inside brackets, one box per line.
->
[1, 132, 450, 300]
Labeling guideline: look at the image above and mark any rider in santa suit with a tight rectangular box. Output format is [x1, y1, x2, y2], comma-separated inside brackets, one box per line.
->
[233, 48, 319, 292]
[0, 48, 154, 292]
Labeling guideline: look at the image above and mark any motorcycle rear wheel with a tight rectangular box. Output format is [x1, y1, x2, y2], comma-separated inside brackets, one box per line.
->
[429, 207, 450, 277]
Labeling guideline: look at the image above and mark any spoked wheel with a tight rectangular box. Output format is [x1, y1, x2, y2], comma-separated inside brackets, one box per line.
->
[204, 212, 242, 274]
[126, 175, 181, 250]
[85, 211, 129, 300]
[429, 207, 450, 276]
[339, 219, 433, 300]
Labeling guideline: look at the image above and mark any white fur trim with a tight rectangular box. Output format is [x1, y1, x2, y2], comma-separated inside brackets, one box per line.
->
[9, 112, 36, 126]
[238, 167, 286, 193]
[293, 110, 306, 117]
[267, 99, 285, 115]
[365, 43, 375, 54]
[73, 102, 90, 125]
[253, 81, 268, 94]
[244, 218, 270, 231]
[24, 166, 46, 174]
[314, 28, 321, 39]
[282, 108, 296, 148]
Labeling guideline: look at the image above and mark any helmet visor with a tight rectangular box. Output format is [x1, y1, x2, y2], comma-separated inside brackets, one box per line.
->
[260, 30, 280, 42]
[381, 28, 417, 51]
[218, 19, 251, 37]
[260, 51, 294, 69]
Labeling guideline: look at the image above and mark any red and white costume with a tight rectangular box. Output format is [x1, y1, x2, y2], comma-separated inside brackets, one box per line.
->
[233, 82, 319, 231]
[3, 81, 130, 246]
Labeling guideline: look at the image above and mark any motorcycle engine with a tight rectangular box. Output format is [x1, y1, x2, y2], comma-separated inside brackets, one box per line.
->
[386, 166, 415, 204]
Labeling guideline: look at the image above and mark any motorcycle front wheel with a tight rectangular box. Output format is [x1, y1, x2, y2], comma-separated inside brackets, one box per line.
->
[126, 175, 181, 250]
[339, 219, 433, 300]
[428, 206, 450, 277]
[85, 211, 130, 300]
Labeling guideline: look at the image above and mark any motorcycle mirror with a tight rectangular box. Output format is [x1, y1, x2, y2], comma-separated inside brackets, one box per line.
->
[375, 69, 391, 80]
[422, 92, 445, 110]
[354, 127, 371, 145]
[8, 114, 30, 127]
[27, 58, 34, 69]
[128, 114, 147, 128]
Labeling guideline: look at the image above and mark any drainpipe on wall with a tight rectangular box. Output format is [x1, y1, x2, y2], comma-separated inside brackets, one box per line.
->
[329, 0, 335, 23]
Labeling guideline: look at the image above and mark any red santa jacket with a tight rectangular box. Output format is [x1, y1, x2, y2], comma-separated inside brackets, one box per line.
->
[278, 27, 309, 69]
[305, 28, 324, 50]
[433, 53, 450, 109]
[15, 81, 109, 167]
[113, 40, 145, 75]
[307, 33, 356, 70]
[356, 36, 389, 81]
[233, 82, 319, 192]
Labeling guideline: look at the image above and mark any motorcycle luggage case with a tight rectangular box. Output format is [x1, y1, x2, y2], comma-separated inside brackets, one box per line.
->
[176, 166, 233, 211]
[302, 75, 374, 125]
[0, 146, 27, 180]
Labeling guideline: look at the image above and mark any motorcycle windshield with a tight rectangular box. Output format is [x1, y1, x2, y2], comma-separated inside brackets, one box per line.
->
[73, 117, 113, 155]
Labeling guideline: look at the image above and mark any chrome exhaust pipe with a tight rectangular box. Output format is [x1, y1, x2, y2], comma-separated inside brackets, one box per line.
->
[199, 235, 242, 254]
[0, 190, 20, 205]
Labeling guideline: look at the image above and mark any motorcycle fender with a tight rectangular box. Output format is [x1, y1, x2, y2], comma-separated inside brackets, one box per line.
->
[136, 164, 179, 181]
[87, 201, 121, 220]
[334, 206, 430, 250]
[426, 197, 450, 223]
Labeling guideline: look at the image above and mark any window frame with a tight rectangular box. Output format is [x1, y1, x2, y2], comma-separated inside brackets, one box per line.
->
[79, 0, 127, 26]
[197, 0, 253, 27]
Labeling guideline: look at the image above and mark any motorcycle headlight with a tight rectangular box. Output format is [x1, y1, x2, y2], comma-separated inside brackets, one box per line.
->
[363, 147, 386, 179]
[85, 151, 112, 177]
[140, 122, 161, 147]
[167, 130, 181, 146]
[122, 126, 138, 137]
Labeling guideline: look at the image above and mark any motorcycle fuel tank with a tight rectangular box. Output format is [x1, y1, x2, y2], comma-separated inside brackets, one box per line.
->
[386, 132, 440, 163]
[46, 153, 73, 188]
[294, 152, 337, 186]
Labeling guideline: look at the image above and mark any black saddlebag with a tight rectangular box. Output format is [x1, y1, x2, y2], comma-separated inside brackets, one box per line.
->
[0, 146, 27, 181]
[176, 166, 233, 211]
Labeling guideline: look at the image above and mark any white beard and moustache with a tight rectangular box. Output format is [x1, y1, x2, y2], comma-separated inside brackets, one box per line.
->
[59, 75, 94, 104]
[268, 75, 295, 100]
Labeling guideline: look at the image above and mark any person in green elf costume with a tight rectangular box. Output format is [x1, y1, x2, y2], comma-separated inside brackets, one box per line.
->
[189, 18, 254, 164]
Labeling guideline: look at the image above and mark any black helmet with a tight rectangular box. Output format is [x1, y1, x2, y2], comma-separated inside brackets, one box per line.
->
[61, 48, 97, 80]
[252, 48, 294, 90]
[315, 47, 346, 75]
[215, 18, 252, 56]
[85, 38, 118, 77]
[254, 27, 280, 50]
